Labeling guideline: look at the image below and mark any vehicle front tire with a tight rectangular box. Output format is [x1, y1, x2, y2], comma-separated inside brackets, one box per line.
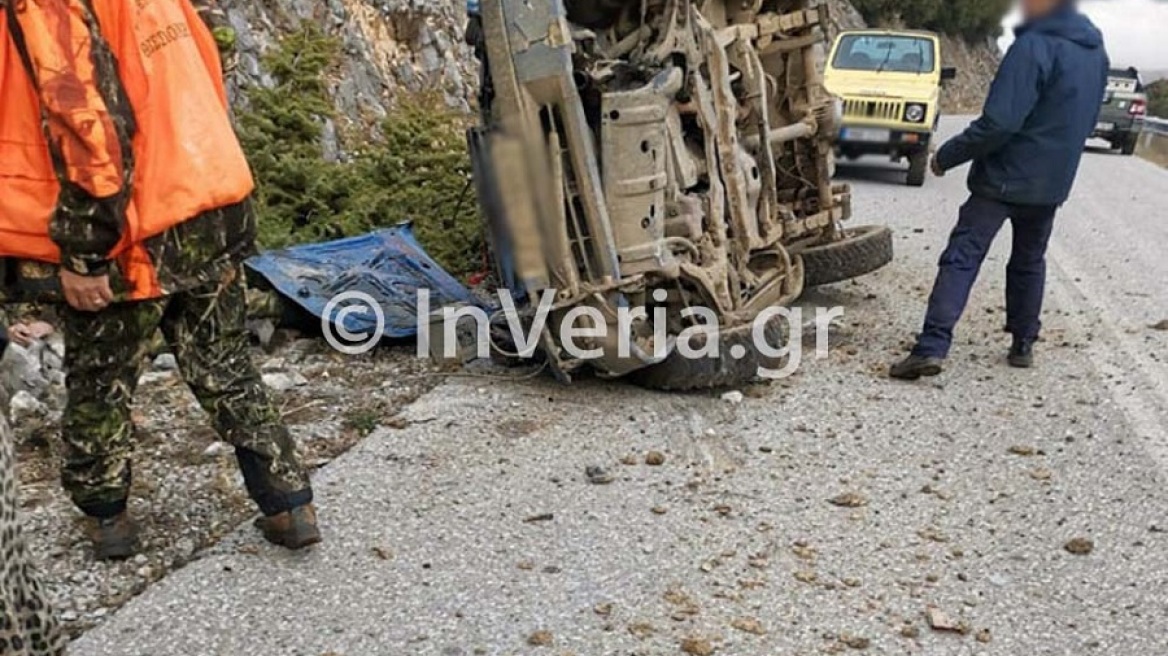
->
[800, 225, 894, 288]
[1120, 133, 1138, 156]
[906, 150, 928, 187]
[627, 312, 789, 391]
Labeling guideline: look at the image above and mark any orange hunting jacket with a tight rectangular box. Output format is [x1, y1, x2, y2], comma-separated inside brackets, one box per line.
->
[0, 0, 253, 299]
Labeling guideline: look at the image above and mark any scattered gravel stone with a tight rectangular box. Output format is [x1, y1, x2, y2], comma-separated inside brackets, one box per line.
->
[526, 630, 554, 646]
[586, 465, 614, 485]
[828, 492, 868, 508]
[138, 371, 174, 386]
[730, 617, 766, 635]
[153, 353, 178, 371]
[841, 634, 870, 649]
[926, 606, 963, 632]
[720, 391, 744, 404]
[262, 371, 309, 392]
[202, 442, 229, 459]
[628, 622, 655, 638]
[793, 570, 818, 584]
[645, 451, 666, 466]
[680, 637, 715, 655]
[9, 390, 47, 423]
[1029, 467, 1053, 481]
[1065, 537, 1095, 555]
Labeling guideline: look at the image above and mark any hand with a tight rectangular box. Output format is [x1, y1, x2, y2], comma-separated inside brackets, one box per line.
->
[60, 269, 114, 312]
[930, 155, 945, 177]
[26, 321, 55, 340]
[7, 321, 55, 346]
[7, 323, 35, 346]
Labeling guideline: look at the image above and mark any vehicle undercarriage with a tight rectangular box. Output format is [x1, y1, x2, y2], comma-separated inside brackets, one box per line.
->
[468, 0, 893, 389]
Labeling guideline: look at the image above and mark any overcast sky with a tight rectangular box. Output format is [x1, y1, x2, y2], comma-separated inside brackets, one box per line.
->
[999, 0, 1168, 73]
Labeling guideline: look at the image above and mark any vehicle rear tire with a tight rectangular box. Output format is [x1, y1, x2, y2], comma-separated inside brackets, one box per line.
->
[800, 225, 894, 288]
[627, 313, 789, 391]
[1120, 133, 1138, 156]
[906, 150, 928, 187]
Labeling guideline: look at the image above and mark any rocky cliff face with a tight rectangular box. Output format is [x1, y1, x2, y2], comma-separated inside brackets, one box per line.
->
[934, 35, 1000, 114]
[220, 0, 477, 120]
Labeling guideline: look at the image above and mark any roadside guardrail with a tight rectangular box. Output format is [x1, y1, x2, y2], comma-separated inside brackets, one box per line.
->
[1137, 119, 1168, 168]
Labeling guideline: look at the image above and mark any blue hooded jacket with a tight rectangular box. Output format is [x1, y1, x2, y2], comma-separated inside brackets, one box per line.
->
[936, 4, 1109, 207]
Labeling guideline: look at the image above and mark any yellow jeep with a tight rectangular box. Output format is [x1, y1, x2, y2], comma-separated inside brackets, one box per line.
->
[824, 29, 956, 186]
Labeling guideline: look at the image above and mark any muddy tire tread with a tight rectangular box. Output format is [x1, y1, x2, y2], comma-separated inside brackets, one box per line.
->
[801, 225, 894, 288]
[628, 315, 788, 391]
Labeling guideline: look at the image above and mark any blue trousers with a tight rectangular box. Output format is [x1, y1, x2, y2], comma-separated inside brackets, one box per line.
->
[913, 195, 1057, 359]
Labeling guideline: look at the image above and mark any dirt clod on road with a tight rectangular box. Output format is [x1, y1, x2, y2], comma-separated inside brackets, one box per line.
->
[1065, 537, 1095, 555]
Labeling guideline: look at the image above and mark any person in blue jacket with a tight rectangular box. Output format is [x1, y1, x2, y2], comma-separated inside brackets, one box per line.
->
[891, 0, 1109, 380]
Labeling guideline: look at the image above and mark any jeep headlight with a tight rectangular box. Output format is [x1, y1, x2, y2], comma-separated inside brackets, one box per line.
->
[904, 103, 927, 124]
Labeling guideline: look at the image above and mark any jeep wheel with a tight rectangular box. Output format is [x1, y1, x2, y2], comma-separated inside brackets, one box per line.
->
[906, 150, 928, 187]
[800, 225, 894, 288]
[627, 312, 789, 391]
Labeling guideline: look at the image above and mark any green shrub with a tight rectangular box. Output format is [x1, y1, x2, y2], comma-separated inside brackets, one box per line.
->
[236, 26, 482, 276]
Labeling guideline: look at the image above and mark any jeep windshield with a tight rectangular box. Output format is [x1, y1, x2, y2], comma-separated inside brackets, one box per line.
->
[833, 34, 935, 74]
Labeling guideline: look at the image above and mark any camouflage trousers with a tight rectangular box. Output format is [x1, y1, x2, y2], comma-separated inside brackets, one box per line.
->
[60, 265, 312, 518]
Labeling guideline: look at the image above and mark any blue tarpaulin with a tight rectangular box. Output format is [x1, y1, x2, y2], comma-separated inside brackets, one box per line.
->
[245, 225, 482, 339]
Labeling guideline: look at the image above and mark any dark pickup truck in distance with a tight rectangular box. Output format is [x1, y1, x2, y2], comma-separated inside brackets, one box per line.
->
[1092, 67, 1147, 155]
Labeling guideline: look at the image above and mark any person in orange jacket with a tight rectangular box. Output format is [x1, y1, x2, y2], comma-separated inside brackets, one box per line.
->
[0, 0, 320, 560]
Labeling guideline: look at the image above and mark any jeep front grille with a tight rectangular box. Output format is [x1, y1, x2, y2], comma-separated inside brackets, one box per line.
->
[843, 98, 905, 122]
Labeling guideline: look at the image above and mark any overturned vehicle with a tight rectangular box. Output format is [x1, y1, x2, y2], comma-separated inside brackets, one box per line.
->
[467, 0, 892, 389]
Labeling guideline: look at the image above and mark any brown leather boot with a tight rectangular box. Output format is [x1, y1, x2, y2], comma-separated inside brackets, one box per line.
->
[86, 513, 138, 561]
[255, 504, 322, 550]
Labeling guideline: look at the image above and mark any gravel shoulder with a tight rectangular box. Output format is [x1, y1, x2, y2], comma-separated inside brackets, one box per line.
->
[14, 338, 440, 636]
[67, 118, 1168, 655]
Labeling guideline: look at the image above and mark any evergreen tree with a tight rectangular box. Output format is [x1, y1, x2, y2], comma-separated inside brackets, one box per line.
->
[850, 0, 1013, 41]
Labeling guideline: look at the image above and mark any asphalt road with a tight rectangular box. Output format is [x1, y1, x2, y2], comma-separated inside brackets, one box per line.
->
[74, 118, 1168, 656]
